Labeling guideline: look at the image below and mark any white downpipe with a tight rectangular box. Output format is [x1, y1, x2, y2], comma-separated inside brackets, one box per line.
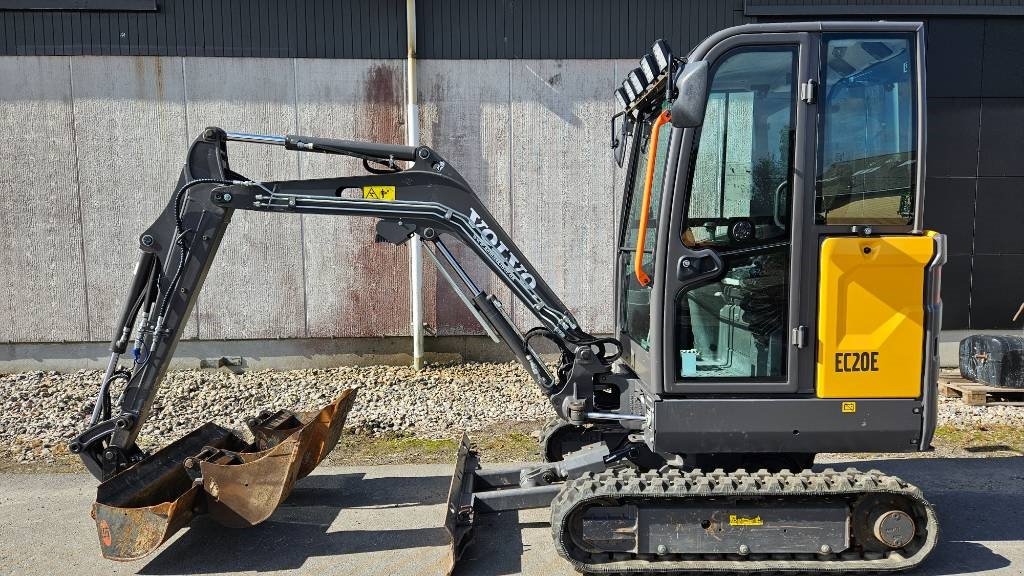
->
[407, 0, 424, 370]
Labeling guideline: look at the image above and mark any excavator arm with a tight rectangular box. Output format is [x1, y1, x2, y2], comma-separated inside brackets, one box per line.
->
[70, 127, 638, 562]
[72, 126, 628, 482]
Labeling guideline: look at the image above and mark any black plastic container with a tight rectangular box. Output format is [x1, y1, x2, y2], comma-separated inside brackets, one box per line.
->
[959, 335, 1024, 388]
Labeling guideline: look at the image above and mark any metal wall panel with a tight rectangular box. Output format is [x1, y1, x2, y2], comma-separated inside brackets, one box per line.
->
[746, 0, 1024, 16]
[974, 177, 1024, 256]
[70, 56, 195, 340]
[295, 59, 417, 338]
[972, 255, 1024, 328]
[927, 98, 981, 178]
[508, 59, 619, 333]
[417, 60, 514, 335]
[925, 18, 983, 98]
[182, 57, 306, 340]
[483, 0, 749, 59]
[0, 0, 748, 59]
[0, 56, 90, 342]
[0, 0, 406, 58]
[923, 177, 975, 258]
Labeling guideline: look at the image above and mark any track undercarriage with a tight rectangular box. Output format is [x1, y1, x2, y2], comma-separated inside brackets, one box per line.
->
[447, 435, 938, 575]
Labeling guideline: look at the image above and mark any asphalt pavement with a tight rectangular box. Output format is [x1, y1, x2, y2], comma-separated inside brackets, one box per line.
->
[1, 455, 1022, 575]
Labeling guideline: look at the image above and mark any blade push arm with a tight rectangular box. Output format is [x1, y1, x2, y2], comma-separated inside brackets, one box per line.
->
[72, 127, 626, 480]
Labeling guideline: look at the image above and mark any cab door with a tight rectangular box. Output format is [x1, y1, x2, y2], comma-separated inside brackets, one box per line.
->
[657, 32, 816, 394]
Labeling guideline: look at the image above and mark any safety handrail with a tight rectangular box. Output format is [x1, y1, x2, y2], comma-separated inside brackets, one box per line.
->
[633, 109, 671, 287]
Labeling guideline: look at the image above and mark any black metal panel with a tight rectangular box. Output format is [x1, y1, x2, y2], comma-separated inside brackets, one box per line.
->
[926, 18, 983, 98]
[974, 177, 1024, 255]
[652, 398, 924, 454]
[0, 0, 155, 10]
[634, 503, 849, 554]
[0, 0, 406, 57]
[924, 177, 975, 257]
[0, 0, 740, 57]
[979, 98, 1024, 177]
[6, 0, 1021, 63]
[746, 0, 1024, 17]
[927, 98, 981, 178]
[972, 255, 1024, 329]
[982, 18, 1024, 97]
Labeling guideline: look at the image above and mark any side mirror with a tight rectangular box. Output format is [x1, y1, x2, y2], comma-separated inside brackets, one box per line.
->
[671, 61, 708, 128]
[613, 114, 634, 168]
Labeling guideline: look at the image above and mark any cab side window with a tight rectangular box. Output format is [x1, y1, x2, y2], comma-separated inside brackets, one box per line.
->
[686, 48, 796, 249]
[675, 45, 797, 380]
[620, 112, 672, 350]
[816, 35, 916, 225]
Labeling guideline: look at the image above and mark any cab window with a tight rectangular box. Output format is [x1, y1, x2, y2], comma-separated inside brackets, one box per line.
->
[620, 110, 672, 350]
[675, 45, 797, 380]
[816, 34, 916, 225]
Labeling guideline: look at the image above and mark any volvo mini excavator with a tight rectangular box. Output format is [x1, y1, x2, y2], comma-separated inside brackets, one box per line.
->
[73, 21, 943, 574]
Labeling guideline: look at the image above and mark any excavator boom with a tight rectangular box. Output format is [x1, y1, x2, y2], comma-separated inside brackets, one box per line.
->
[72, 126, 625, 560]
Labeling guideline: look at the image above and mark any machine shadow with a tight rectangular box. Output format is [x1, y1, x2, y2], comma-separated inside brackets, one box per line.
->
[137, 456, 1023, 575]
[453, 516, 547, 576]
[138, 472, 452, 575]
[826, 455, 1023, 575]
[459, 456, 1024, 576]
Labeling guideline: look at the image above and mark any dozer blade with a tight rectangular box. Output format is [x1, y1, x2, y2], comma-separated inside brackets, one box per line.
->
[444, 433, 479, 576]
[92, 388, 356, 561]
[442, 434, 559, 576]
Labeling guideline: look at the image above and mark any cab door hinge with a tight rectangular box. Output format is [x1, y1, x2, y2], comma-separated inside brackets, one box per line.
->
[791, 325, 809, 348]
[800, 79, 817, 104]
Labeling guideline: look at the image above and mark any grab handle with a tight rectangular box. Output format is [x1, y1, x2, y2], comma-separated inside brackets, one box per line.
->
[633, 109, 671, 287]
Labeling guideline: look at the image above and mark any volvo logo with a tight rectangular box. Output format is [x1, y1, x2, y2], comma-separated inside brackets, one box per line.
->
[469, 208, 538, 289]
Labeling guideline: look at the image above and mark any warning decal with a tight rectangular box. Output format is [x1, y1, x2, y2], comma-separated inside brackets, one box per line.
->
[362, 186, 396, 200]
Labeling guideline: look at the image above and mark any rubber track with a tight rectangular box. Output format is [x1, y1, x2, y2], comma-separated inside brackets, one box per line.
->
[551, 466, 938, 574]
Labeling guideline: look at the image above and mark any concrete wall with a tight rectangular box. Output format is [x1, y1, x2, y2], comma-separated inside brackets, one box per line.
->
[0, 56, 631, 346]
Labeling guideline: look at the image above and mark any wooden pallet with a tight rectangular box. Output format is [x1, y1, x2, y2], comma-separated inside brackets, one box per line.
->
[939, 374, 1024, 406]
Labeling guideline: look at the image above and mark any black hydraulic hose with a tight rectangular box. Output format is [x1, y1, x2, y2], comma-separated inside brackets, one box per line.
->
[110, 251, 156, 353]
[157, 244, 188, 322]
[156, 178, 236, 321]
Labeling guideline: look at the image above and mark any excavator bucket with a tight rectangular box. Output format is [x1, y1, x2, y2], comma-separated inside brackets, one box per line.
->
[92, 388, 356, 560]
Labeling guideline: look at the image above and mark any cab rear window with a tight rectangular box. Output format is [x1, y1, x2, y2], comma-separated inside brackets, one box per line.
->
[816, 34, 916, 226]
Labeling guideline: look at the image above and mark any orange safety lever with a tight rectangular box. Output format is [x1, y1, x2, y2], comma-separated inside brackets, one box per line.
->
[633, 109, 671, 287]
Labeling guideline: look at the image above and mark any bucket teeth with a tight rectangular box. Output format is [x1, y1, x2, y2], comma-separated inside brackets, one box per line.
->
[92, 388, 357, 561]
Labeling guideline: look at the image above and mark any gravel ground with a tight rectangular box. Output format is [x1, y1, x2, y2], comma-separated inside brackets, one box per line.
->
[2, 362, 1023, 464]
[0, 362, 549, 463]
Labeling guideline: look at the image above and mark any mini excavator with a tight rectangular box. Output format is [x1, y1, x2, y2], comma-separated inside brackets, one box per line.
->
[74, 21, 943, 574]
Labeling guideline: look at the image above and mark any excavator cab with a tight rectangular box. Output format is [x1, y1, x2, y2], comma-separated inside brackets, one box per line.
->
[615, 22, 943, 461]
[75, 20, 943, 575]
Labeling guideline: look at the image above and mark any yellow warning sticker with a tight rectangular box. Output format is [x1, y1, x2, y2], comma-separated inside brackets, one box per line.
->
[362, 186, 396, 200]
[729, 515, 763, 526]
[842, 401, 857, 413]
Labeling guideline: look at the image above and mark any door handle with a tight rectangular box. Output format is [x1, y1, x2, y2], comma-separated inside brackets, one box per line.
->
[773, 180, 788, 229]
[676, 249, 722, 282]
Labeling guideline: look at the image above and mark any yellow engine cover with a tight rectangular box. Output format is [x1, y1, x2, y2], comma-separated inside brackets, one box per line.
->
[817, 234, 937, 398]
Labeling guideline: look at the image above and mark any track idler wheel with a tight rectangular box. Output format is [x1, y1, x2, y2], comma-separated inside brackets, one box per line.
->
[852, 493, 921, 552]
[91, 388, 356, 560]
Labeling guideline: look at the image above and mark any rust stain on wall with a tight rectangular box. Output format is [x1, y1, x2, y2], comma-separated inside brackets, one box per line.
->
[334, 62, 430, 337]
